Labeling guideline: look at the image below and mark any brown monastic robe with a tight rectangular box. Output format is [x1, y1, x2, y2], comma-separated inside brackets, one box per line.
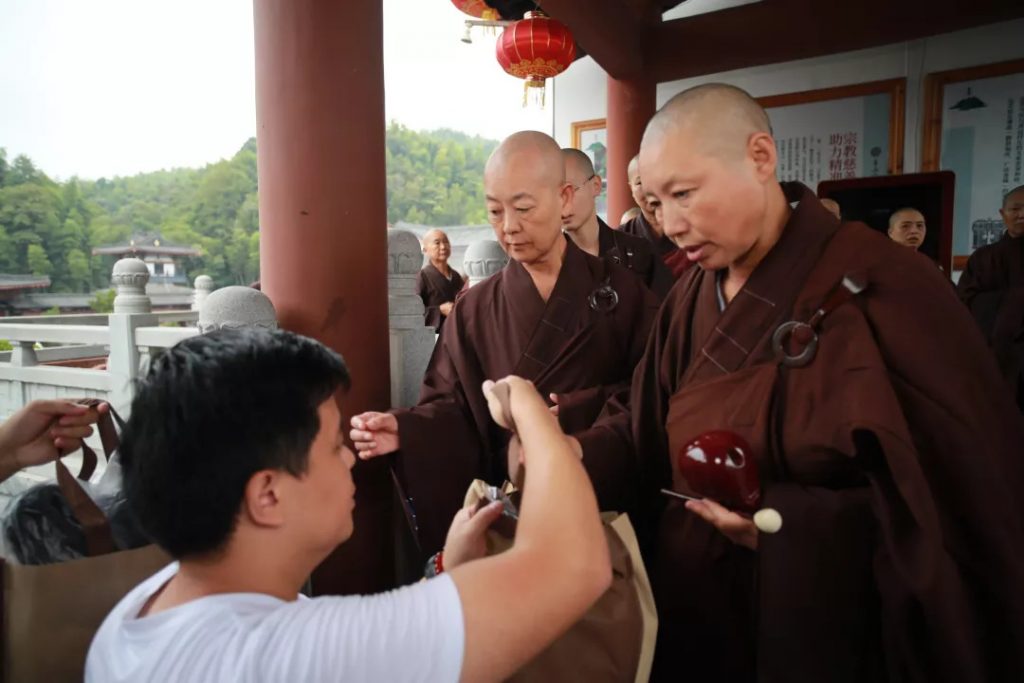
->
[394, 237, 659, 555]
[598, 218, 674, 300]
[415, 263, 465, 333]
[956, 233, 1024, 410]
[585, 183, 1024, 682]
[619, 211, 692, 279]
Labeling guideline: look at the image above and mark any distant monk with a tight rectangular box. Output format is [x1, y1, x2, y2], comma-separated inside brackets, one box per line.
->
[619, 206, 641, 225]
[957, 184, 1024, 410]
[888, 207, 927, 250]
[415, 229, 464, 333]
[562, 148, 673, 300]
[620, 155, 692, 279]
[351, 132, 659, 555]
[583, 84, 1024, 681]
[820, 197, 841, 220]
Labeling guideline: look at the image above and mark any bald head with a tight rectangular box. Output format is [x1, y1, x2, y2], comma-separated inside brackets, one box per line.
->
[562, 148, 595, 179]
[421, 228, 448, 247]
[1001, 184, 1024, 237]
[628, 155, 640, 180]
[888, 207, 926, 250]
[643, 83, 772, 161]
[820, 198, 841, 220]
[486, 131, 565, 186]
[484, 131, 573, 266]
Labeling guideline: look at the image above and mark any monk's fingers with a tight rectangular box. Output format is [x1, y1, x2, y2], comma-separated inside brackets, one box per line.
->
[26, 400, 90, 418]
[687, 499, 759, 550]
[548, 393, 560, 405]
[349, 428, 375, 442]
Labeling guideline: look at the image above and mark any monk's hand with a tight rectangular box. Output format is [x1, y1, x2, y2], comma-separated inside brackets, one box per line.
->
[685, 498, 759, 550]
[442, 500, 504, 570]
[548, 393, 560, 417]
[0, 400, 107, 471]
[349, 412, 400, 459]
[439, 302, 454, 317]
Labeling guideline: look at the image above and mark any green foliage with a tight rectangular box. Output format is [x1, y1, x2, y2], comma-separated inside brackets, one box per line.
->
[27, 244, 52, 276]
[43, 306, 61, 316]
[0, 339, 11, 352]
[89, 288, 115, 313]
[0, 128, 495, 293]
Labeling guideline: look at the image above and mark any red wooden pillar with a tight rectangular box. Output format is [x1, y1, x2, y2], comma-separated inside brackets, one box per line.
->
[606, 76, 656, 226]
[253, 0, 393, 594]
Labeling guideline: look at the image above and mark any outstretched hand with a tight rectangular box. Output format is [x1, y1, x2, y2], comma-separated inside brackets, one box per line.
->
[685, 498, 759, 550]
[0, 400, 109, 473]
[349, 411, 400, 459]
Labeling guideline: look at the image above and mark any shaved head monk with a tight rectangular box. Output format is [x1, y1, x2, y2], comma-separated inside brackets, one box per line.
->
[819, 197, 841, 220]
[585, 84, 1024, 681]
[957, 184, 1024, 410]
[416, 229, 464, 333]
[888, 207, 927, 250]
[620, 155, 692, 279]
[561, 148, 673, 299]
[351, 131, 658, 556]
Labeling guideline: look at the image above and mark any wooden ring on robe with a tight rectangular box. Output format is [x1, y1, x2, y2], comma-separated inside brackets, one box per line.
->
[588, 284, 619, 313]
[772, 320, 819, 367]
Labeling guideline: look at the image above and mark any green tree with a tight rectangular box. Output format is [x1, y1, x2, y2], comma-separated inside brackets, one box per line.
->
[27, 244, 52, 276]
[89, 288, 115, 313]
[66, 249, 91, 291]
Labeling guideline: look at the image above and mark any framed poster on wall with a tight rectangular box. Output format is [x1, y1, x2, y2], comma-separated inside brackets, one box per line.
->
[757, 79, 906, 187]
[570, 118, 608, 221]
[922, 59, 1024, 269]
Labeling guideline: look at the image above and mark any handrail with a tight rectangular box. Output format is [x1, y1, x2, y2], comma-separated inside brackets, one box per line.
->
[135, 326, 198, 349]
[0, 324, 110, 345]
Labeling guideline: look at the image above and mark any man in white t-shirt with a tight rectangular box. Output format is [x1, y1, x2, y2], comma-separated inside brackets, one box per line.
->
[87, 328, 611, 682]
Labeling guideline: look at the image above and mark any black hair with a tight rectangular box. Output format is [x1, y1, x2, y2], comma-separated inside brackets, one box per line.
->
[120, 328, 350, 559]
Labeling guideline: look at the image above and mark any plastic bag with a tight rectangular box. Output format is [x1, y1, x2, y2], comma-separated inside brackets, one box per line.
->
[1, 451, 148, 565]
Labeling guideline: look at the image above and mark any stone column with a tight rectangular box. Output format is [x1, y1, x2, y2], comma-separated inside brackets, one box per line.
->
[192, 275, 214, 312]
[387, 229, 436, 408]
[108, 258, 156, 416]
[606, 76, 656, 226]
[463, 239, 509, 287]
[253, 0, 392, 595]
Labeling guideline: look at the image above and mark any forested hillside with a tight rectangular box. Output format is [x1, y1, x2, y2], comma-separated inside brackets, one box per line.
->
[0, 124, 496, 290]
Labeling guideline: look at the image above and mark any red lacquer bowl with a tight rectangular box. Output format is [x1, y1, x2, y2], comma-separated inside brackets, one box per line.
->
[676, 430, 761, 513]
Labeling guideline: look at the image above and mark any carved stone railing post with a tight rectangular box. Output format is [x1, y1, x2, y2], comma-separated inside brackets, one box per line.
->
[108, 258, 156, 415]
[387, 229, 435, 408]
[197, 286, 278, 333]
[112, 258, 152, 314]
[192, 275, 214, 311]
[463, 239, 508, 286]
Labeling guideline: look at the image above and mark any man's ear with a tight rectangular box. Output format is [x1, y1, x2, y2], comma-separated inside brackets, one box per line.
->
[560, 182, 575, 214]
[242, 469, 286, 528]
[748, 132, 777, 182]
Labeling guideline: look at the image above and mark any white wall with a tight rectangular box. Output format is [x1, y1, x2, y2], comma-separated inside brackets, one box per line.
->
[554, 18, 1024, 173]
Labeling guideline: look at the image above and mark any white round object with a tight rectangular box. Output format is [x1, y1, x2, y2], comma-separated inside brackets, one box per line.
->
[753, 508, 783, 534]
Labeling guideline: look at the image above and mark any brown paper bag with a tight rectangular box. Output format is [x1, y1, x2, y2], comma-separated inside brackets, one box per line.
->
[464, 480, 657, 683]
[1, 545, 169, 683]
[1, 402, 170, 683]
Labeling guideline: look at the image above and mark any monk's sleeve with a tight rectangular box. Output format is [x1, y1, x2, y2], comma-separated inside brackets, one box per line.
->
[415, 271, 443, 330]
[647, 249, 675, 300]
[391, 309, 485, 554]
[821, 256, 1024, 679]
[956, 250, 1004, 340]
[575, 286, 670, 518]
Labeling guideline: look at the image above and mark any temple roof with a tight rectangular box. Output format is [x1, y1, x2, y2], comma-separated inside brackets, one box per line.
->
[0, 275, 52, 292]
[91, 233, 201, 258]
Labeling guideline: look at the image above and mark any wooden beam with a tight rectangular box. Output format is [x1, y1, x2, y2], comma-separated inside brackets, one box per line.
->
[650, 0, 1024, 83]
[538, 0, 649, 80]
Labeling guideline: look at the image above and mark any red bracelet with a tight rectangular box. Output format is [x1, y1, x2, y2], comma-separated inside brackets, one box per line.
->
[434, 550, 445, 575]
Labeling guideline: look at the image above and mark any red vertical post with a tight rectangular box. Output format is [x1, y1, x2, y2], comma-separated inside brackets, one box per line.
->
[253, 0, 393, 594]
[606, 76, 656, 226]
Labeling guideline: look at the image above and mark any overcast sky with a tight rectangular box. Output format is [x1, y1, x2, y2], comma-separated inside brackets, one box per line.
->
[0, 0, 553, 180]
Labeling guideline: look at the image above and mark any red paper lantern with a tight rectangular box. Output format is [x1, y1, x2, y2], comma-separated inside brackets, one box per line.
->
[495, 11, 576, 107]
[451, 0, 499, 21]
